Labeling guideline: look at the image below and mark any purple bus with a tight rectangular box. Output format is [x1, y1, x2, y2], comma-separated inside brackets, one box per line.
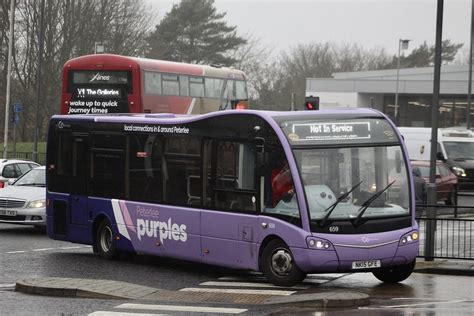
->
[46, 109, 418, 286]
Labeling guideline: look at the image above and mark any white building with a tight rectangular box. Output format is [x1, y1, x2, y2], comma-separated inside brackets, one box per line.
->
[306, 65, 473, 127]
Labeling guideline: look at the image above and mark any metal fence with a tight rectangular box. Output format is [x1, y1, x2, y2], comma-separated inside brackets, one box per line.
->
[417, 203, 474, 260]
[0, 151, 46, 165]
[418, 217, 474, 260]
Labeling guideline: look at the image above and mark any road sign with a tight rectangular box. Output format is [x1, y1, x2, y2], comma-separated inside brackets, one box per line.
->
[14, 114, 19, 124]
[13, 103, 22, 113]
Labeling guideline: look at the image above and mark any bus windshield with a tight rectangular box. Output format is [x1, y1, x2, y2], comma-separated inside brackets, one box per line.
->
[294, 145, 409, 224]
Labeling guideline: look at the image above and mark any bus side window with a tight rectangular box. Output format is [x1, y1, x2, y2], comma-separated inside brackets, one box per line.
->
[262, 149, 300, 224]
[162, 74, 179, 96]
[90, 134, 125, 199]
[190, 77, 204, 97]
[205, 78, 223, 99]
[179, 75, 189, 96]
[212, 141, 257, 212]
[235, 80, 248, 99]
[127, 134, 163, 203]
[144, 71, 162, 95]
[50, 132, 89, 195]
[57, 132, 73, 177]
[163, 136, 201, 206]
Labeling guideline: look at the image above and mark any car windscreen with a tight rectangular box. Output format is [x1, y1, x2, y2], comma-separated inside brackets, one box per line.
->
[14, 169, 45, 186]
[444, 141, 474, 160]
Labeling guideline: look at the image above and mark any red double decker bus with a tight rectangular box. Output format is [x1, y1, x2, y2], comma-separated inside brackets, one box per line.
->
[61, 54, 248, 115]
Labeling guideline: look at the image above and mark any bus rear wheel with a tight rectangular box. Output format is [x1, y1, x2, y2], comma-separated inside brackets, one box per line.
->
[96, 219, 119, 260]
[261, 239, 306, 287]
[372, 260, 416, 283]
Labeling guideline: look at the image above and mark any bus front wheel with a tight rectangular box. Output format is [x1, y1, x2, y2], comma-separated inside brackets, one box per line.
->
[372, 260, 416, 283]
[261, 239, 306, 287]
[96, 219, 119, 260]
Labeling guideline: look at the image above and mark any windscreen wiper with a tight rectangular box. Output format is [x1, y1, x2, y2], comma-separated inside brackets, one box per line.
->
[318, 181, 363, 227]
[351, 180, 395, 226]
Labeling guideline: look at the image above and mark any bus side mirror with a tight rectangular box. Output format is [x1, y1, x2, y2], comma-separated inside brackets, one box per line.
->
[436, 152, 445, 161]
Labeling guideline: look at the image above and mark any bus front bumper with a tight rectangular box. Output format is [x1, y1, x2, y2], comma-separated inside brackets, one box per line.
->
[291, 241, 418, 273]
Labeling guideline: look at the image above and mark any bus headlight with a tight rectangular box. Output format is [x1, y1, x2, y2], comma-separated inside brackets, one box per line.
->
[307, 237, 333, 250]
[399, 231, 419, 246]
[26, 199, 46, 209]
[452, 166, 466, 177]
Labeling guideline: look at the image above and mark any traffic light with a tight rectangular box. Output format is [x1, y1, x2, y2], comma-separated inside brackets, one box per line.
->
[304, 96, 319, 110]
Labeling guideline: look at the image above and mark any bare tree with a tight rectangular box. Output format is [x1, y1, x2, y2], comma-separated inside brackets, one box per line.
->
[7, 0, 153, 143]
[274, 42, 391, 109]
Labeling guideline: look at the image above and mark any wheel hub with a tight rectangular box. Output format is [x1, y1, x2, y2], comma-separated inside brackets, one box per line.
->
[271, 249, 293, 275]
[100, 226, 113, 252]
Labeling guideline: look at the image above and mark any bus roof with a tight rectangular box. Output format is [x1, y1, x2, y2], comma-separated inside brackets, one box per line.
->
[64, 54, 246, 80]
[51, 107, 387, 126]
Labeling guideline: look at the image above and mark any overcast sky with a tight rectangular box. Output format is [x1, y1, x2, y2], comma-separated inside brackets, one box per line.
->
[150, 0, 471, 59]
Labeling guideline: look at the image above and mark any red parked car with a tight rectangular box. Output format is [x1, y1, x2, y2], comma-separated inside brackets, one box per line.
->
[410, 160, 458, 205]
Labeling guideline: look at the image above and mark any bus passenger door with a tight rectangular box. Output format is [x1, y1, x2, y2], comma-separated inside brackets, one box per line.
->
[200, 140, 260, 270]
[69, 134, 89, 226]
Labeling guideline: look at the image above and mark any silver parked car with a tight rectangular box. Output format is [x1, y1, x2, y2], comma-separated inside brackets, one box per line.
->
[0, 166, 46, 227]
[0, 159, 40, 188]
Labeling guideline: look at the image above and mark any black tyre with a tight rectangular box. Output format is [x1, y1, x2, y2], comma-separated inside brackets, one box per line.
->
[96, 219, 119, 259]
[372, 260, 416, 283]
[261, 239, 306, 287]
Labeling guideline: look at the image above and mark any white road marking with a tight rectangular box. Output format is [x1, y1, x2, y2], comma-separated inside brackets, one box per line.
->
[33, 248, 55, 252]
[116, 303, 247, 314]
[360, 299, 470, 310]
[307, 273, 347, 278]
[390, 297, 442, 300]
[200, 281, 309, 290]
[89, 312, 165, 316]
[4, 245, 91, 254]
[179, 287, 296, 296]
[385, 299, 467, 308]
[218, 276, 268, 282]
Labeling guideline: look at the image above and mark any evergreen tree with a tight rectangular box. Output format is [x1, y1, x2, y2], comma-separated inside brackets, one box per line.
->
[146, 0, 246, 65]
[383, 40, 463, 69]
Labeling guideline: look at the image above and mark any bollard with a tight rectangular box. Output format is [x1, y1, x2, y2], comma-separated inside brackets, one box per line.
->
[424, 183, 437, 261]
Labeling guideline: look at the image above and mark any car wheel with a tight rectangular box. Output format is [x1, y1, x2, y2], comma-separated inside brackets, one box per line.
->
[261, 239, 306, 287]
[96, 219, 119, 259]
[372, 260, 416, 283]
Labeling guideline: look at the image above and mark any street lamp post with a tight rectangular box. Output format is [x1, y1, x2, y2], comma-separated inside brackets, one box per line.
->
[3, 0, 15, 159]
[467, 0, 474, 130]
[94, 42, 105, 54]
[394, 39, 411, 123]
[33, 0, 45, 163]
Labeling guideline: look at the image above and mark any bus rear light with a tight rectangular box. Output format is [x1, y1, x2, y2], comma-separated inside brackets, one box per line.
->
[235, 102, 247, 110]
[0, 182, 5, 189]
[230, 99, 249, 110]
[307, 237, 332, 250]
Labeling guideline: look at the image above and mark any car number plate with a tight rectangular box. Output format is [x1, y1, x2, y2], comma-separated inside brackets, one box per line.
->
[352, 260, 381, 269]
[0, 210, 16, 216]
